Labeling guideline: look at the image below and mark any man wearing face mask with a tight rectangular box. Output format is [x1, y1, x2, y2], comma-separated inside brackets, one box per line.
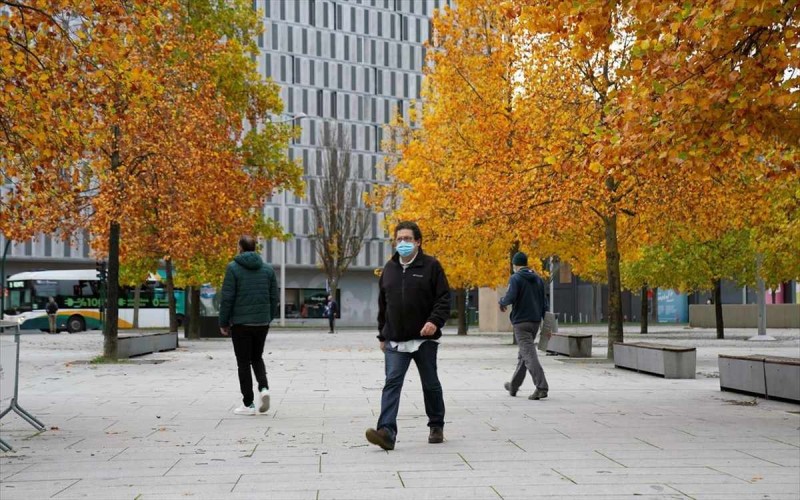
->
[366, 221, 451, 450]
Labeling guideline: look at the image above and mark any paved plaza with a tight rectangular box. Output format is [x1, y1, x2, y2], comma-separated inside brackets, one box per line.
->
[1, 325, 799, 499]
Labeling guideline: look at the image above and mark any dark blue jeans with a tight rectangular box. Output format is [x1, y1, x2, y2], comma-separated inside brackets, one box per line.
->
[377, 340, 445, 441]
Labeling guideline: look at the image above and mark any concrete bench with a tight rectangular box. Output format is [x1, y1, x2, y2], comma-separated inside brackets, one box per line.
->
[614, 342, 696, 379]
[546, 333, 592, 357]
[118, 332, 178, 358]
[719, 354, 800, 403]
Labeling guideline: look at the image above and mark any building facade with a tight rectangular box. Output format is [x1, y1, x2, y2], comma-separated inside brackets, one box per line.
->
[254, 0, 448, 326]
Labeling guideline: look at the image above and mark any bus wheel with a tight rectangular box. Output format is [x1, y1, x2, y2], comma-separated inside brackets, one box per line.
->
[67, 315, 85, 333]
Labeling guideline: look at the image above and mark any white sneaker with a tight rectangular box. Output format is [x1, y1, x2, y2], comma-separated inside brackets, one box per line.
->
[234, 404, 256, 415]
[258, 389, 270, 413]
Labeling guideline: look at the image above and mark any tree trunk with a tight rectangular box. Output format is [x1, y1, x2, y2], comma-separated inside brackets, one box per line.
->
[456, 288, 467, 335]
[189, 286, 201, 339]
[640, 285, 648, 334]
[133, 285, 140, 329]
[103, 124, 121, 360]
[509, 241, 519, 345]
[714, 278, 724, 339]
[103, 221, 120, 360]
[604, 214, 623, 358]
[165, 258, 178, 333]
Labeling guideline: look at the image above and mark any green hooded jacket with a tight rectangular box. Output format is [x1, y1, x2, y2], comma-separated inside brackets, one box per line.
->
[219, 252, 278, 327]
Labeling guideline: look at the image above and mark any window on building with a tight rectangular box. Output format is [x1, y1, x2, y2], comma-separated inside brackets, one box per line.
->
[302, 28, 308, 53]
[384, 41, 389, 66]
[287, 25, 293, 51]
[309, 0, 316, 26]
[357, 37, 363, 63]
[265, 53, 272, 77]
[337, 63, 343, 89]
[279, 0, 285, 20]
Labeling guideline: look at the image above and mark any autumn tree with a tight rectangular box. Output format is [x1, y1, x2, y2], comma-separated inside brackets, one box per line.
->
[385, 0, 798, 357]
[1, 0, 302, 357]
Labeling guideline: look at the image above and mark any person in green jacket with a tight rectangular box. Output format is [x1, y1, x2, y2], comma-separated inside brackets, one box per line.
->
[219, 235, 279, 416]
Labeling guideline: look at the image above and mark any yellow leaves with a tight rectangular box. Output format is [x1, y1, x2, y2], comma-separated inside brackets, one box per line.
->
[737, 135, 750, 147]
[588, 161, 603, 174]
[630, 59, 643, 71]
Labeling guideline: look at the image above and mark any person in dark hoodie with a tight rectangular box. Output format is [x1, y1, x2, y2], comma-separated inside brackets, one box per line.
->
[365, 221, 450, 450]
[499, 252, 550, 400]
[219, 235, 279, 416]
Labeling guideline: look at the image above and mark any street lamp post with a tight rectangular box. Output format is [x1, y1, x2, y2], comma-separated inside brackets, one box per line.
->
[273, 112, 307, 328]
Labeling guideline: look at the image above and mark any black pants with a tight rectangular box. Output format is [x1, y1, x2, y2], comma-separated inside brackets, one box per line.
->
[328, 315, 335, 332]
[231, 325, 269, 406]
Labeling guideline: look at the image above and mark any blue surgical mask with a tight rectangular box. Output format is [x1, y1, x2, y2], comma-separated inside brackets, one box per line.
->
[396, 241, 415, 257]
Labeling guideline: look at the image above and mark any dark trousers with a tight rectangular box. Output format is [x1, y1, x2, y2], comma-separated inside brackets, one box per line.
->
[377, 340, 445, 440]
[328, 315, 335, 332]
[231, 325, 269, 406]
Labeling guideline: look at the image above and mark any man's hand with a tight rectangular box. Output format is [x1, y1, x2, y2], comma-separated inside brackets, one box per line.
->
[220, 326, 230, 337]
[499, 304, 507, 313]
[420, 322, 437, 336]
[380, 340, 386, 352]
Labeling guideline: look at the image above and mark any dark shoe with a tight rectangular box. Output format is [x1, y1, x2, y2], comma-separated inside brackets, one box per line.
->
[428, 426, 444, 444]
[504, 382, 517, 397]
[529, 389, 548, 400]
[366, 428, 395, 450]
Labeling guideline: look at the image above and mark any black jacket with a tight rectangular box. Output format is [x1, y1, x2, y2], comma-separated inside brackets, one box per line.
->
[499, 268, 549, 324]
[377, 249, 450, 342]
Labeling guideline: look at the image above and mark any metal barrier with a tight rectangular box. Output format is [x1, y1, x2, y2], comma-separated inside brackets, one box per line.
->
[0, 320, 45, 452]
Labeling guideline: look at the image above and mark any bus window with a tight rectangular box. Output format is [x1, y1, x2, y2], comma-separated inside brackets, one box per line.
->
[8, 288, 32, 312]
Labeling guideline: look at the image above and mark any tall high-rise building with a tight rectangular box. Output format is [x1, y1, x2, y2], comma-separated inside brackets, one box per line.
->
[257, 0, 447, 325]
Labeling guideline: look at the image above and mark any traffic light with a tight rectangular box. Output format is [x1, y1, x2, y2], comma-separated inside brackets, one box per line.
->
[95, 260, 107, 282]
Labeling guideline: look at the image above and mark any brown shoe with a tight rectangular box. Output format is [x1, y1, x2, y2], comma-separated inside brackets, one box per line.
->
[428, 426, 444, 444]
[365, 427, 395, 450]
